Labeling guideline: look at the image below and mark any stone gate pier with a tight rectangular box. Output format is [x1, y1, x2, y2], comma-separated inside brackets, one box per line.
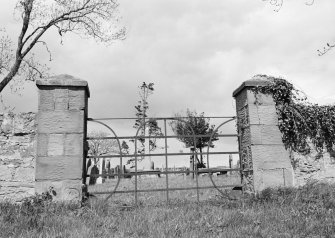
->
[35, 74, 89, 202]
[233, 76, 294, 192]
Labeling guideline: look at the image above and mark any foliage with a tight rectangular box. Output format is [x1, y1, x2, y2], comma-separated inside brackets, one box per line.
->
[253, 181, 335, 208]
[253, 75, 335, 156]
[0, 0, 125, 93]
[134, 82, 154, 130]
[170, 109, 218, 167]
[129, 82, 163, 166]
[1, 187, 56, 232]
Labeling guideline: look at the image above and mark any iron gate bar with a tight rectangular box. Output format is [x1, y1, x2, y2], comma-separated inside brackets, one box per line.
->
[206, 117, 236, 169]
[87, 119, 124, 201]
[92, 184, 242, 195]
[164, 119, 169, 204]
[206, 117, 239, 198]
[87, 116, 236, 121]
[129, 117, 195, 205]
[87, 151, 240, 159]
[87, 116, 243, 204]
[86, 167, 249, 177]
[86, 134, 238, 140]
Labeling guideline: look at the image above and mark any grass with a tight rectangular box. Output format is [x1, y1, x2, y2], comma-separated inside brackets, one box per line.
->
[88, 174, 242, 205]
[1, 181, 335, 237]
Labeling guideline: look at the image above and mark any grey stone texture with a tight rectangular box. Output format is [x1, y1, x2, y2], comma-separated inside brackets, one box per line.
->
[0, 112, 36, 202]
[36, 74, 89, 202]
[293, 146, 335, 185]
[234, 76, 335, 190]
[234, 76, 294, 192]
[36, 74, 89, 89]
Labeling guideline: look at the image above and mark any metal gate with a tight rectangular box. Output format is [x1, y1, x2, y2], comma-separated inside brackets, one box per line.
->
[84, 116, 243, 205]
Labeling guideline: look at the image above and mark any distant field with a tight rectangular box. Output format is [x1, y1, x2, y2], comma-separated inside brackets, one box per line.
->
[88, 174, 242, 205]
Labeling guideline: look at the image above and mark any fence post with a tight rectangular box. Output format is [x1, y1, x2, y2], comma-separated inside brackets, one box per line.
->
[35, 74, 89, 202]
[233, 76, 294, 193]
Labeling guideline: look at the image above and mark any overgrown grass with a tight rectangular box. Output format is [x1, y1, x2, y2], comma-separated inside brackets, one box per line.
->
[1, 181, 335, 237]
[88, 174, 242, 205]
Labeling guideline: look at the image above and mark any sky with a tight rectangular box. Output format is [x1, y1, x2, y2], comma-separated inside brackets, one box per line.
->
[1, 0, 335, 168]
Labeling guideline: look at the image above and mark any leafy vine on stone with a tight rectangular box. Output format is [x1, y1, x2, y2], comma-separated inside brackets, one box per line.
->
[252, 75, 335, 158]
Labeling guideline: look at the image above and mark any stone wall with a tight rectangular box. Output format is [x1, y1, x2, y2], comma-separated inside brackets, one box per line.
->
[0, 74, 88, 203]
[293, 149, 335, 186]
[234, 76, 335, 191]
[0, 112, 36, 202]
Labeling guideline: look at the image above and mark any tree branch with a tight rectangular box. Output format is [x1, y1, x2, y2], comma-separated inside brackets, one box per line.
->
[317, 42, 335, 56]
[305, 0, 315, 6]
[22, 58, 43, 79]
[36, 40, 52, 61]
[16, 0, 33, 57]
[0, 0, 125, 93]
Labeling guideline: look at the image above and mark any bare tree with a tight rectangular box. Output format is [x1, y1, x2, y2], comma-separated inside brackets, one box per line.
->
[87, 131, 128, 184]
[263, 0, 333, 55]
[88, 131, 128, 162]
[0, 0, 126, 93]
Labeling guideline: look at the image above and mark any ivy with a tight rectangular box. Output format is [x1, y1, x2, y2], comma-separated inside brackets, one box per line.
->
[253, 75, 335, 157]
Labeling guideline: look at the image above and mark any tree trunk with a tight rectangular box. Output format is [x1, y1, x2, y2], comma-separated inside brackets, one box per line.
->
[0, 60, 22, 93]
[199, 147, 206, 168]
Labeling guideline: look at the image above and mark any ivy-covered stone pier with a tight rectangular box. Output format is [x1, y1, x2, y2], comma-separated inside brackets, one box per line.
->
[233, 76, 294, 192]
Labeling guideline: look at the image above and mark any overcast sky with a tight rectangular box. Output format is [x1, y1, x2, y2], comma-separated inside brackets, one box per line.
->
[1, 0, 335, 118]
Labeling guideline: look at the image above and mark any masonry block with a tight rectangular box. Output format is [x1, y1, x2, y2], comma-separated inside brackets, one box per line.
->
[0, 182, 35, 202]
[36, 133, 48, 156]
[248, 104, 278, 125]
[35, 179, 82, 202]
[247, 90, 275, 106]
[65, 133, 83, 156]
[13, 167, 35, 182]
[1, 114, 13, 134]
[251, 145, 291, 168]
[38, 111, 84, 134]
[233, 76, 294, 193]
[69, 88, 86, 110]
[35, 74, 89, 202]
[13, 113, 36, 134]
[254, 169, 284, 191]
[54, 88, 69, 110]
[250, 125, 283, 145]
[47, 134, 65, 156]
[38, 88, 55, 111]
[0, 165, 13, 180]
[36, 156, 82, 180]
